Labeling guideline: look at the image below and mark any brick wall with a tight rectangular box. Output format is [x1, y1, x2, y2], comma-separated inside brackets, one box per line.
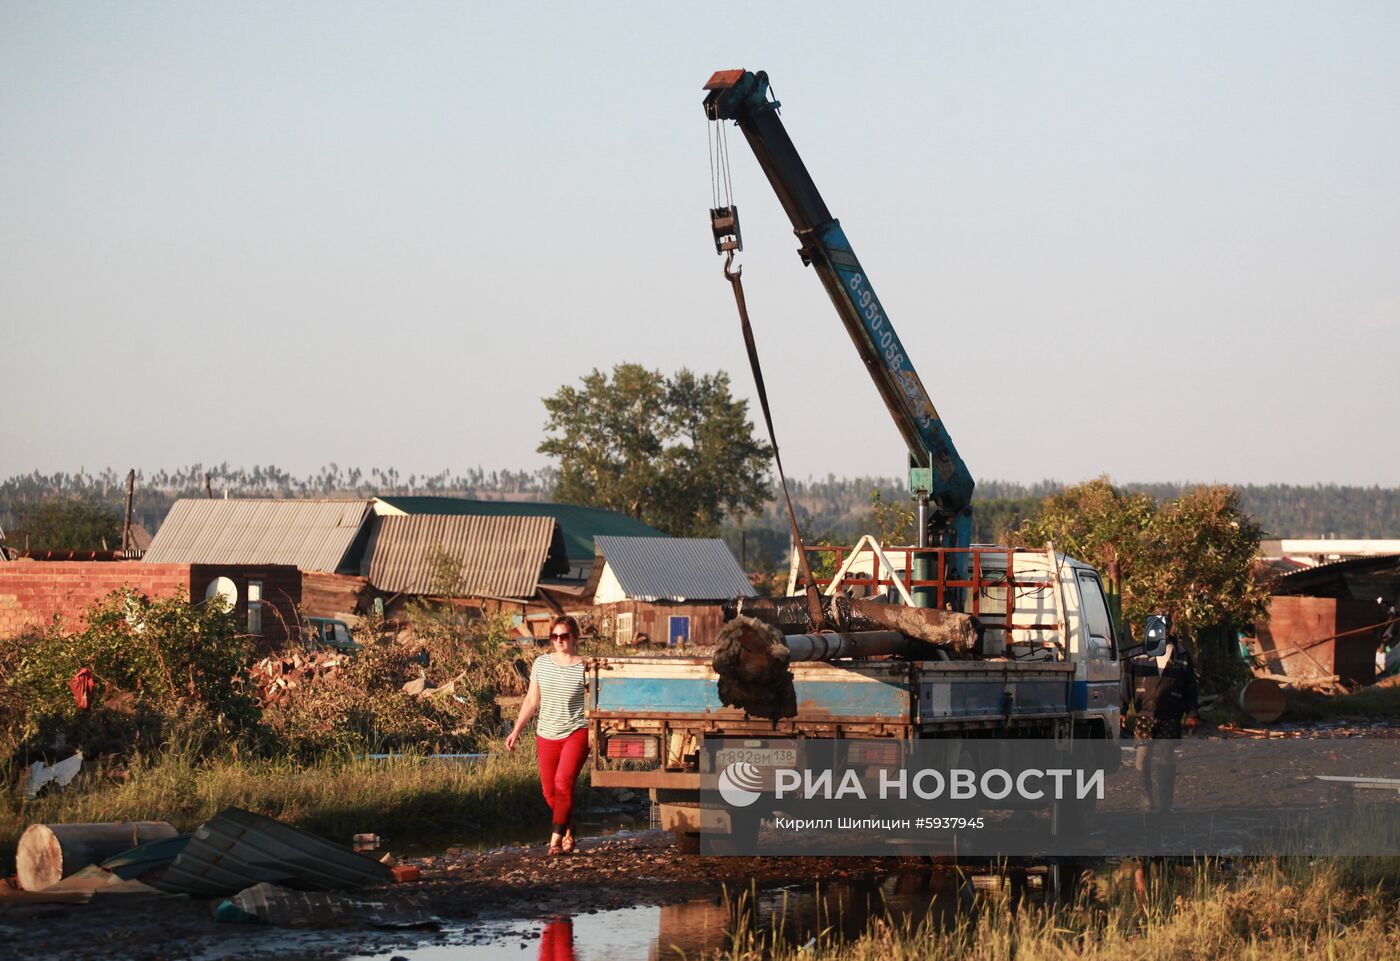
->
[189, 564, 301, 646]
[0, 561, 192, 637]
[0, 561, 304, 646]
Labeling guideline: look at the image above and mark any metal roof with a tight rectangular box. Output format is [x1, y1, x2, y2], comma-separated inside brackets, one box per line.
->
[373, 496, 665, 562]
[594, 535, 756, 602]
[1273, 553, 1400, 599]
[143, 499, 371, 572]
[362, 514, 568, 598]
[157, 807, 391, 897]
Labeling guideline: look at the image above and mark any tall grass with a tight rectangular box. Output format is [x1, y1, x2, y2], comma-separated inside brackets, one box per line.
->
[1, 743, 579, 875]
[707, 857, 1400, 960]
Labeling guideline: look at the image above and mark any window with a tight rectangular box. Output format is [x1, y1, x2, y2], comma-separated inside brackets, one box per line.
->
[1076, 571, 1115, 658]
[616, 612, 634, 644]
[668, 615, 691, 647]
[247, 580, 263, 636]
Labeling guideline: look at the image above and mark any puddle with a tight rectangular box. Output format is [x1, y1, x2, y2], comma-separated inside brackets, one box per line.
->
[345, 870, 1040, 961]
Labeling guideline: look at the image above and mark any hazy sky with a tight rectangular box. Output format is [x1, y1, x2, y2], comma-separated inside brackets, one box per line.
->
[4, 2, 1397, 487]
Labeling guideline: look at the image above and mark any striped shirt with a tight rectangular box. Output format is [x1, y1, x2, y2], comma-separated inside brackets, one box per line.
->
[531, 653, 587, 739]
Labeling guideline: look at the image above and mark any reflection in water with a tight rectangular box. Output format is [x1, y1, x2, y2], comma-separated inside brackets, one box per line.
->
[655, 871, 978, 958]
[380, 869, 1046, 960]
[567, 870, 1037, 960]
[539, 918, 575, 961]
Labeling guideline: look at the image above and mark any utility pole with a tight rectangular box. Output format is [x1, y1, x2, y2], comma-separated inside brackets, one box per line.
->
[121, 469, 135, 552]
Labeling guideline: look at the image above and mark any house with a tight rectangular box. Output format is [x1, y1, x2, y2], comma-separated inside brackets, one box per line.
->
[586, 535, 756, 646]
[358, 513, 572, 623]
[1250, 553, 1400, 685]
[139, 497, 604, 631]
[140, 498, 381, 626]
[372, 496, 666, 580]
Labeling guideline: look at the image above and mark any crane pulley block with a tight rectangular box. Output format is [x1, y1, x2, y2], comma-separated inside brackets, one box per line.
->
[709, 205, 742, 254]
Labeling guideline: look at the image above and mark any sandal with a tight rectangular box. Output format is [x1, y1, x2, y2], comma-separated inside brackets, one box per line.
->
[560, 832, 576, 855]
[546, 834, 564, 857]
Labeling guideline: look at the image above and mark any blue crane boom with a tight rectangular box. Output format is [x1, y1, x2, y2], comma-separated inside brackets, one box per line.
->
[703, 69, 974, 552]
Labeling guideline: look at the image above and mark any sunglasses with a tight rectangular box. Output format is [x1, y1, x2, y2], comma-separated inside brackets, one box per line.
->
[550, 632, 574, 640]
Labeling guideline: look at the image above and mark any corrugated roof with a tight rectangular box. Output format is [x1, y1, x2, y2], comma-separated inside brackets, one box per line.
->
[594, 535, 756, 602]
[374, 496, 665, 562]
[362, 514, 567, 598]
[157, 807, 391, 897]
[143, 499, 371, 571]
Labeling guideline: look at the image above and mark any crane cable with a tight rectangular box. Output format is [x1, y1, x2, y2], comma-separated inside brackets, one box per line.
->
[710, 117, 827, 631]
[722, 254, 828, 632]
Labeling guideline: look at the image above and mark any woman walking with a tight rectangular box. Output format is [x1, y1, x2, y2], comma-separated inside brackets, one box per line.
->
[506, 615, 589, 855]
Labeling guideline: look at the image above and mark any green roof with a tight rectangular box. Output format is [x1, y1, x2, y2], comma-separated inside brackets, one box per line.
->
[373, 496, 666, 562]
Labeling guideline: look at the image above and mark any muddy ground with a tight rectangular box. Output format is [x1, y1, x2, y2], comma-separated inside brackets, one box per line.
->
[3, 831, 909, 961]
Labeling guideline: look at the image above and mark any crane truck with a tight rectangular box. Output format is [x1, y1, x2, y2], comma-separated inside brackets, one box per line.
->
[585, 70, 1122, 850]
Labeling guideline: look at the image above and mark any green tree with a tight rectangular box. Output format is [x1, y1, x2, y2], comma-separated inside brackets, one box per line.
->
[538, 364, 772, 537]
[869, 488, 915, 546]
[12, 497, 122, 551]
[1014, 478, 1268, 690]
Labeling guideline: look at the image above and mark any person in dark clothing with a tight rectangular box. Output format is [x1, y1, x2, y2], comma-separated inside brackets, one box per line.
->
[1124, 616, 1200, 813]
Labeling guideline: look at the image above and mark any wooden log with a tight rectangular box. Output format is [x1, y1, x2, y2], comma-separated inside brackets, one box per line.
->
[17, 821, 177, 891]
[727, 595, 979, 654]
[841, 599, 979, 651]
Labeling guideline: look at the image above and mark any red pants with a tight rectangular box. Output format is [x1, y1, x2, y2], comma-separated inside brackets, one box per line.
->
[536, 728, 589, 832]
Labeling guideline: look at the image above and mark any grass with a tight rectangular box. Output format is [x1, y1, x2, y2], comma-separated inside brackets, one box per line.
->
[709, 857, 1400, 960]
[1280, 679, 1400, 722]
[1200, 675, 1400, 727]
[1, 742, 592, 875]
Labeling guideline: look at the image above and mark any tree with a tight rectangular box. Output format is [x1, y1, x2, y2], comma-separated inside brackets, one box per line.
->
[11, 497, 122, 551]
[1014, 477, 1269, 690]
[538, 364, 772, 537]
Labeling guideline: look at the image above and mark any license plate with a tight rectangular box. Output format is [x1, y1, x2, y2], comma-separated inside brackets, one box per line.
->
[715, 748, 796, 768]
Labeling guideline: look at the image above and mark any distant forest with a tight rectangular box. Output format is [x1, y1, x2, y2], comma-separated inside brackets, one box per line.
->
[1, 465, 1397, 568]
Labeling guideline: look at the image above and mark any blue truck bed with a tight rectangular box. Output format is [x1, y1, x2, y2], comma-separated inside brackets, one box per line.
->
[588, 656, 1074, 737]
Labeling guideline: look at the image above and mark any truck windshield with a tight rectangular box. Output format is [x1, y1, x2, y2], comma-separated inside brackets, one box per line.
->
[1075, 571, 1117, 659]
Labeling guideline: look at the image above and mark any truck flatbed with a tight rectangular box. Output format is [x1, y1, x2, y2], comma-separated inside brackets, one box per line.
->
[589, 655, 1074, 737]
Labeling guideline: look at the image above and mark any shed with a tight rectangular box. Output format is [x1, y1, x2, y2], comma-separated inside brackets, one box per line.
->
[361, 514, 569, 600]
[373, 496, 665, 578]
[1251, 554, 1400, 685]
[587, 536, 755, 647]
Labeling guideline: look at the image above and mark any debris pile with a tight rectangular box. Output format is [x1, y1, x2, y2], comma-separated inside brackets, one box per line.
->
[3, 808, 418, 929]
[245, 651, 353, 707]
[712, 616, 796, 720]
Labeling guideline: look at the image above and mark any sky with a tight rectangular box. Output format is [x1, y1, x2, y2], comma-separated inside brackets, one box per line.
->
[3, 2, 1398, 488]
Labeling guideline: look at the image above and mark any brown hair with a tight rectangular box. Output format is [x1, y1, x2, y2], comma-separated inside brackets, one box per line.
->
[549, 614, 581, 638]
